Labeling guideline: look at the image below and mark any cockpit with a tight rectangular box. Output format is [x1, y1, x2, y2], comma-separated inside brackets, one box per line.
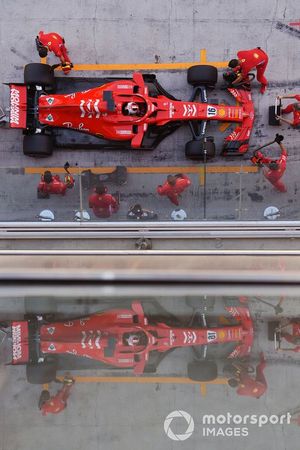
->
[122, 101, 148, 118]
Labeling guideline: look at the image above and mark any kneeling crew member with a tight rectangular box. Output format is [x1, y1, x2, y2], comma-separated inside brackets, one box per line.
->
[228, 353, 267, 399]
[37, 170, 74, 197]
[228, 47, 269, 93]
[276, 94, 300, 128]
[39, 375, 75, 416]
[251, 134, 287, 193]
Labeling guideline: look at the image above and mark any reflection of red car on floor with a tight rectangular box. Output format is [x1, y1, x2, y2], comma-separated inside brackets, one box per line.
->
[0, 300, 253, 384]
[8, 63, 254, 160]
[269, 319, 300, 352]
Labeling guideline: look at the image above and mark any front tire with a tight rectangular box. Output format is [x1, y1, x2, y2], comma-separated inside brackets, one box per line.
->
[187, 65, 218, 87]
[185, 140, 216, 161]
[23, 134, 53, 157]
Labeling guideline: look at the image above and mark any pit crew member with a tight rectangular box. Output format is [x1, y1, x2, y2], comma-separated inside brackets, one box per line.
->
[39, 375, 75, 416]
[35, 31, 73, 74]
[228, 47, 269, 94]
[251, 134, 287, 193]
[276, 95, 300, 128]
[37, 170, 75, 198]
[227, 352, 267, 399]
[157, 173, 191, 206]
[88, 183, 119, 218]
[127, 204, 158, 221]
[280, 321, 300, 352]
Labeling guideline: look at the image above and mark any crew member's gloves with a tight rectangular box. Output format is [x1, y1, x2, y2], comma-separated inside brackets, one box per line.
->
[63, 375, 75, 385]
[275, 134, 284, 144]
[250, 153, 263, 167]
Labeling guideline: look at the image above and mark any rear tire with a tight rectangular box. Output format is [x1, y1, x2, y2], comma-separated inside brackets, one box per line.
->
[25, 297, 57, 314]
[269, 106, 281, 126]
[187, 65, 218, 87]
[143, 364, 157, 374]
[187, 360, 218, 382]
[24, 63, 55, 91]
[23, 134, 53, 157]
[185, 140, 216, 161]
[26, 360, 57, 384]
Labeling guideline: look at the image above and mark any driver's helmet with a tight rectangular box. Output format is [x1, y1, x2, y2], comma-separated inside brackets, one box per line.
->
[125, 102, 139, 115]
[127, 334, 140, 346]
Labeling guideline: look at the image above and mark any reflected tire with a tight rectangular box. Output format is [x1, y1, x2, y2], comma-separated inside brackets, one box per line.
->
[23, 134, 53, 157]
[26, 360, 57, 384]
[143, 364, 157, 374]
[187, 360, 218, 382]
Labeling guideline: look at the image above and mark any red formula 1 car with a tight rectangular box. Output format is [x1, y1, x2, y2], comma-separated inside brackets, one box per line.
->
[0, 300, 253, 384]
[8, 63, 254, 160]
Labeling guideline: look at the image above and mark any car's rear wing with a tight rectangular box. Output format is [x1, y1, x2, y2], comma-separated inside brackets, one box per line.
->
[11, 321, 29, 364]
[9, 84, 27, 129]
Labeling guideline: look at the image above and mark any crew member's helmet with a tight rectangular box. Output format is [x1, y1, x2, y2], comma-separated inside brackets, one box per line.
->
[171, 208, 187, 221]
[269, 161, 279, 170]
[223, 70, 238, 84]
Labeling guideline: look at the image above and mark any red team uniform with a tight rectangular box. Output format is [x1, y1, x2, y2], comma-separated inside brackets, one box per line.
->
[37, 173, 74, 196]
[281, 95, 300, 128]
[233, 47, 268, 93]
[236, 353, 267, 398]
[40, 380, 74, 416]
[37, 31, 73, 74]
[88, 188, 119, 218]
[157, 174, 191, 206]
[253, 144, 287, 193]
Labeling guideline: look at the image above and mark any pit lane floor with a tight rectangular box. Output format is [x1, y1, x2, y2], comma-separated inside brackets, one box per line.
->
[0, 0, 300, 222]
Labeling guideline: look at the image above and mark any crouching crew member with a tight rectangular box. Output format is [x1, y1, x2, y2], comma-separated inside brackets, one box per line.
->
[227, 353, 267, 399]
[251, 134, 287, 193]
[36, 31, 73, 74]
[37, 170, 74, 198]
[39, 375, 75, 416]
[228, 47, 269, 93]
[276, 94, 300, 128]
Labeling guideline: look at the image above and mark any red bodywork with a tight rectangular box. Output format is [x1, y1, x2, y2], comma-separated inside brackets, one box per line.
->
[280, 320, 300, 352]
[37, 174, 74, 196]
[10, 73, 254, 153]
[11, 301, 253, 375]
